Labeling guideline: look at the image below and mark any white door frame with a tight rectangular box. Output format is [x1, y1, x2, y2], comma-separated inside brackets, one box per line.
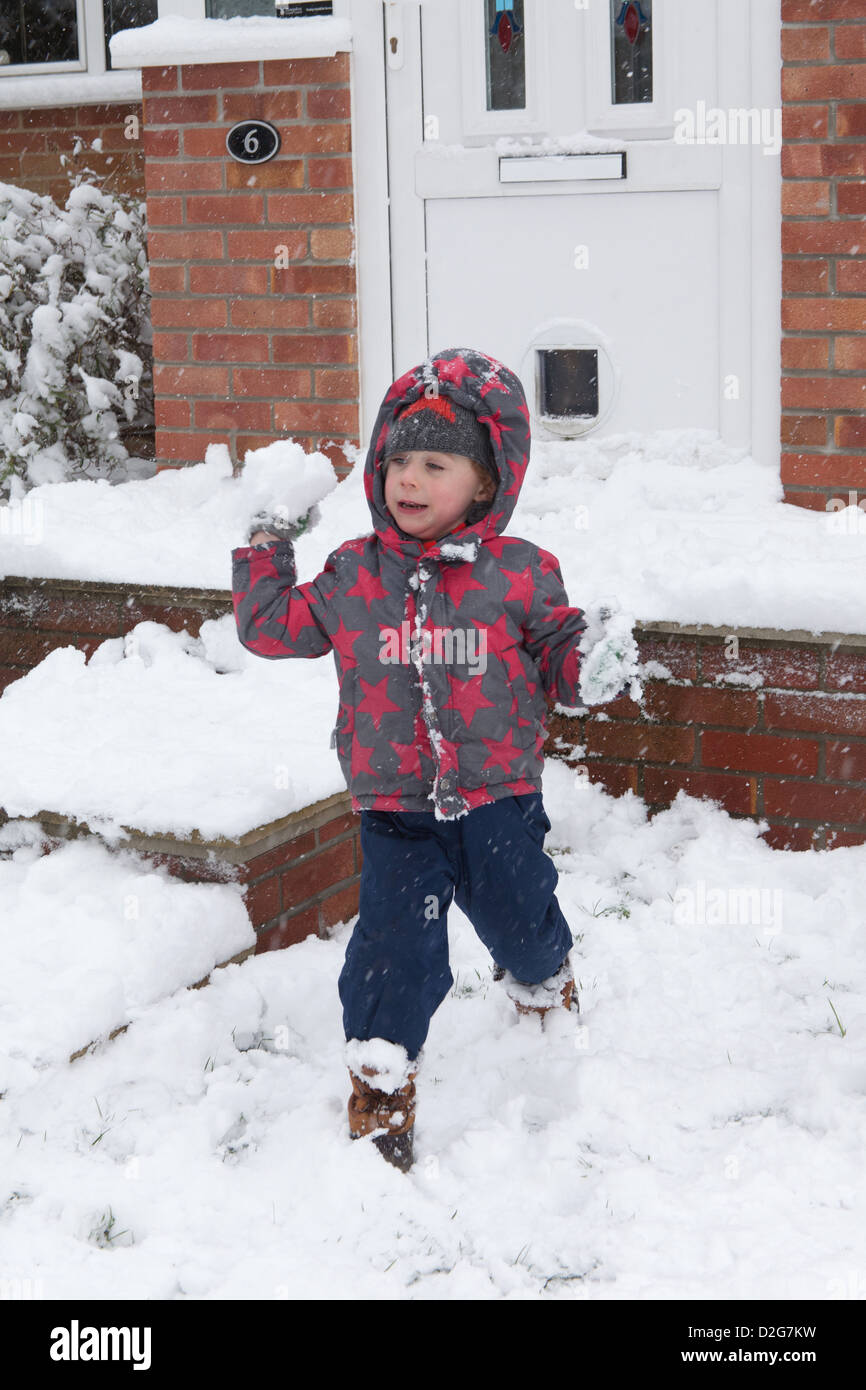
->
[349, 0, 780, 472]
[344, 0, 395, 450]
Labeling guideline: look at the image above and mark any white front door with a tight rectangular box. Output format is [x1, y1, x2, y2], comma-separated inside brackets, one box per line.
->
[381, 0, 780, 456]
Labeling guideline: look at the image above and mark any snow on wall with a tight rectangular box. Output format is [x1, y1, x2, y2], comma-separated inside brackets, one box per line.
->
[109, 16, 352, 69]
[2, 431, 864, 637]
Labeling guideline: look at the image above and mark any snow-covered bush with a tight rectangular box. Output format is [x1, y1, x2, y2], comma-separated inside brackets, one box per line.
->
[0, 153, 152, 498]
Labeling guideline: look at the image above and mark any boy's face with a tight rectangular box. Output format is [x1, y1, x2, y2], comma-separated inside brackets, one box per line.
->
[383, 450, 494, 541]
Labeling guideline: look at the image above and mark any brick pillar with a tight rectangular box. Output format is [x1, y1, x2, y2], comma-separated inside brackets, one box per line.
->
[142, 56, 359, 479]
[780, 0, 866, 514]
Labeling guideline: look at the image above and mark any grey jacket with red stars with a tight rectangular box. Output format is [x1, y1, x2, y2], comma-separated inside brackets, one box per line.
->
[231, 346, 587, 818]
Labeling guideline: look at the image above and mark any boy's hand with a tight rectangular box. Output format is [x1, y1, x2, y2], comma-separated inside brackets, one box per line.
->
[578, 607, 644, 706]
[245, 504, 319, 546]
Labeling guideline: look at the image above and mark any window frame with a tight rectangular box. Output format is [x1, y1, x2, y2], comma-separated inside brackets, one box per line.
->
[584, 0, 672, 139]
[457, 0, 549, 144]
[0, 0, 179, 81]
[0, 1, 89, 77]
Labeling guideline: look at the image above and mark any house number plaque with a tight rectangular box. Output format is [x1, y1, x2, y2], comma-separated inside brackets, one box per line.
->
[226, 120, 281, 165]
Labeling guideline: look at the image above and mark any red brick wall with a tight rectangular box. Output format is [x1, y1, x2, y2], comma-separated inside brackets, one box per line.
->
[0, 574, 230, 695]
[545, 628, 866, 851]
[240, 806, 361, 951]
[0, 102, 145, 202]
[142, 56, 358, 479]
[781, 0, 866, 513]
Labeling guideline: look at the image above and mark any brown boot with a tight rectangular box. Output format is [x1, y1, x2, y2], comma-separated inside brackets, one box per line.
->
[347, 1065, 417, 1172]
[502, 957, 579, 1020]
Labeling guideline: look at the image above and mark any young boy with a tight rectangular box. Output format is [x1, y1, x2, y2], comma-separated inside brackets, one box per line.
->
[232, 347, 588, 1173]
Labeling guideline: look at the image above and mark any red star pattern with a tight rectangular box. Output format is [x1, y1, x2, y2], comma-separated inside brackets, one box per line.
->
[285, 595, 322, 644]
[503, 779, 537, 797]
[478, 374, 503, 399]
[432, 357, 479, 390]
[473, 611, 514, 656]
[501, 564, 533, 614]
[442, 673, 496, 729]
[350, 738, 379, 779]
[345, 565, 389, 610]
[538, 548, 563, 581]
[435, 738, 461, 780]
[356, 675, 402, 730]
[379, 522, 407, 550]
[248, 626, 300, 658]
[478, 408, 509, 449]
[485, 537, 519, 560]
[443, 565, 486, 610]
[384, 368, 419, 404]
[331, 617, 364, 669]
[480, 728, 526, 774]
[389, 740, 425, 779]
[502, 643, 529, 685]
[508, 693, 534, 730]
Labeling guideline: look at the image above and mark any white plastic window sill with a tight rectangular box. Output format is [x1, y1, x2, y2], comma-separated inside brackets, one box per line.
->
[0, 70, 142, 111]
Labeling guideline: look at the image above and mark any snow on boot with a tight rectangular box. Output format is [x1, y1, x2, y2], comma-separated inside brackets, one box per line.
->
[345, 1039, 418, 1173]
[502, 957, 579, 1020]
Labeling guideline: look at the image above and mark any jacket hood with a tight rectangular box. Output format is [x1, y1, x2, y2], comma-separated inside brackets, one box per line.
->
[363, 347, 531, 564]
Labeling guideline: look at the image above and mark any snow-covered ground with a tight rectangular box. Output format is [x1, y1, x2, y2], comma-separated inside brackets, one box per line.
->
[2, 431, 865, 1301]
[1, 761, 865, 1301]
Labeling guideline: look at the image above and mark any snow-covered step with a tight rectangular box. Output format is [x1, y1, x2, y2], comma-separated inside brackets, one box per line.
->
[0, 819, 256, 1097]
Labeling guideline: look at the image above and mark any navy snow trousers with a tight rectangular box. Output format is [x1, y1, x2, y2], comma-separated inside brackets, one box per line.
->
[338, 792, 574, 1060]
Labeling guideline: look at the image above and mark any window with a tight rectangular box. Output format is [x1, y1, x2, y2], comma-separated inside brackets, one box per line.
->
[206, 2, 335, 16]
[0, 0, 157, 76]
[103, 0, 157, 72]
[205, 1, 274, 16]
[484, 0, 525, 112]
[610, 0, 653, 106]
[0, 1, 82, 71]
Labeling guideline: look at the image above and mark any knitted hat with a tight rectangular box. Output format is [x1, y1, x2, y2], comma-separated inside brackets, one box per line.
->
[384, 392, 497, 485]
